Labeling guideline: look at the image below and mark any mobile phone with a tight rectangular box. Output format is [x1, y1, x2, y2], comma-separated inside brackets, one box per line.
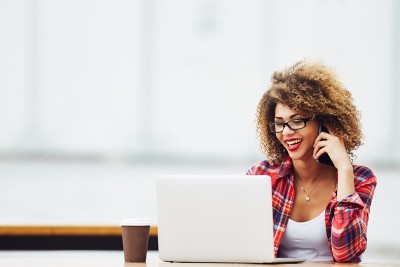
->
[317, 125, 334, 166]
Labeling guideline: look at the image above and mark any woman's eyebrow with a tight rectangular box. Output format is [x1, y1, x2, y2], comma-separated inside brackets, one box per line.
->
[274, 114, 299, 120]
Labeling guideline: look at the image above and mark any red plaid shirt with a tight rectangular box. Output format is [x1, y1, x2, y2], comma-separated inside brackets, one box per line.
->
[246, 156, 377, 262]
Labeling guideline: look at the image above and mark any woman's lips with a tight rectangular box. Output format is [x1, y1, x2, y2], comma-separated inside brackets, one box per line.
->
[286, 139, 302, 152]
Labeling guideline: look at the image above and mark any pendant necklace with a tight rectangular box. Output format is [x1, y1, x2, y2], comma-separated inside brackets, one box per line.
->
[296, 166, 327, 201]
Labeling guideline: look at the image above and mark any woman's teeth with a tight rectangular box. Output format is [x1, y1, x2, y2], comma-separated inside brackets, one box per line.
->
[287, 139, 302, 147]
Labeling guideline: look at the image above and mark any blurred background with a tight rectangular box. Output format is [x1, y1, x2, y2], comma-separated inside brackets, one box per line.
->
[0, 0, 399, 261]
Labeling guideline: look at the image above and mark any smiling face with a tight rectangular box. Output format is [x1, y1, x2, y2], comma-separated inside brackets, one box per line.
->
[274, 103, 319, 162]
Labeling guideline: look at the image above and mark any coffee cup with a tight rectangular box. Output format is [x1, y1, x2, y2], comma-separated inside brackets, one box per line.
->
[120, 218, 151, 262]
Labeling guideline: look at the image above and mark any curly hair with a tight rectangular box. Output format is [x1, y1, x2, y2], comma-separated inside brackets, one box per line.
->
[256, 59, 363, 165]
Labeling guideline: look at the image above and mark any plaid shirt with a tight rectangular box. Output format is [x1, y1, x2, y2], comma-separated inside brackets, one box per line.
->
[246, 156, 377, 263]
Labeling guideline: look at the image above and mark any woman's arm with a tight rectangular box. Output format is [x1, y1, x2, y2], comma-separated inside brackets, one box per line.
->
[314, 131, 356, 200]
[330, 167, 377, 262]
[314, 129, 377, 261]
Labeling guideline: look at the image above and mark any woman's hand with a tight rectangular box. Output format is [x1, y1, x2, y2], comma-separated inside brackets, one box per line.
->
[313, 130, 352, 171]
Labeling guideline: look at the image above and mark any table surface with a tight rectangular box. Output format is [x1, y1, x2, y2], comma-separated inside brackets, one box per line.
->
[0, 251, 399, 267]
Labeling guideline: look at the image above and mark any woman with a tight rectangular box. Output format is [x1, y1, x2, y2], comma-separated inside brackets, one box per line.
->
[247, 59, 377, 262]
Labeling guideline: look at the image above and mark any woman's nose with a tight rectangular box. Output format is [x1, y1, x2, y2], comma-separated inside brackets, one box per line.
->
[282, 124, 295, 135]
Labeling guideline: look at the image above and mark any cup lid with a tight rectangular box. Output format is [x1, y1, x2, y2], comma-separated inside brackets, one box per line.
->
[120, 218, 151, 226]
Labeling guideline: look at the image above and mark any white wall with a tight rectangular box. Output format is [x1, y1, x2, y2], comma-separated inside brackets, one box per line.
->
[0, 0, 397, 165]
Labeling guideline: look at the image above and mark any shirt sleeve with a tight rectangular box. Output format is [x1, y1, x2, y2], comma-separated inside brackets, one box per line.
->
[330, 166, 377, 262]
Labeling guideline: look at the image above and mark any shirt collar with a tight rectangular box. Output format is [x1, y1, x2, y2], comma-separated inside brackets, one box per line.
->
[277, 156, 294, 179]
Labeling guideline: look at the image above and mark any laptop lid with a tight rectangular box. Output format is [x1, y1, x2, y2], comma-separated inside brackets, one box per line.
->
[156, 175, 276, 263]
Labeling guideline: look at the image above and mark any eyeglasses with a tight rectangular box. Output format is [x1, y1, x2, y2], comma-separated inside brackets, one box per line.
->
[268, 115, 316, 133]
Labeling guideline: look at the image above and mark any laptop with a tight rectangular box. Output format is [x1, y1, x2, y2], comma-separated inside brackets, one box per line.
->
[156, 175, 304, 264]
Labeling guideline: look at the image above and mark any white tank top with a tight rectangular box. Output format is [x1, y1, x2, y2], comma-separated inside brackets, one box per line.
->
[278, 211, 333, 261]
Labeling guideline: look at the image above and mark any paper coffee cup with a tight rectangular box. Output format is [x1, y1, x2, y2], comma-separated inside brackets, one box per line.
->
[121, 218, 151, 262]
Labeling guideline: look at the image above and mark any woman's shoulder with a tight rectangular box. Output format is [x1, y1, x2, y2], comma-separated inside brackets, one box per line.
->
[352, 164, 377, 185]
[246, 159, 281, 175]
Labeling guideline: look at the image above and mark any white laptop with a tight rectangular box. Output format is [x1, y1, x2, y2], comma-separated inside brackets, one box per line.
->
[156, 175, 304, 264]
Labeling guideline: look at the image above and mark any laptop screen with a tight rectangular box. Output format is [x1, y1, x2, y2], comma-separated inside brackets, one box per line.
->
[156, 175, 275, 263]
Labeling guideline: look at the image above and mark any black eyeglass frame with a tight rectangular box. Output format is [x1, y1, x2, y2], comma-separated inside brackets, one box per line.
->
[268, 115, 317, 133]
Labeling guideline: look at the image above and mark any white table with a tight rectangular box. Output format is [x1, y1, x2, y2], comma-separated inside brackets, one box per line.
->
[0, 251, 399, 267]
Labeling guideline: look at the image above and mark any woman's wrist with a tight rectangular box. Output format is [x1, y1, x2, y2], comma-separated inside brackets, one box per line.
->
[336, 166, 355, 200]
[337, 162, 353, 174]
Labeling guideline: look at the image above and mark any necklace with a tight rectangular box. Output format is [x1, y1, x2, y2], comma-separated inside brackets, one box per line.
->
[296, 166, 327, 201]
